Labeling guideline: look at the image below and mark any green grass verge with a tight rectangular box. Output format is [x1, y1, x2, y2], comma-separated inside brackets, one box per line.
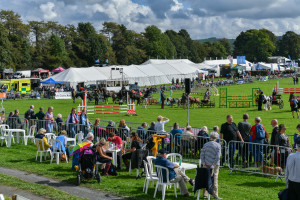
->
[0, 144, 286, 200]
[0, 78, 294, 199]
[0, 173, 88, 200]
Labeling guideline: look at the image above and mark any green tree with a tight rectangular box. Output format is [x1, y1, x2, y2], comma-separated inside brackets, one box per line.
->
[279, 31, 300, 60]
[165, 30, 189, 58]
[144, 25, 176, 59]
[234, 29, 275, 62]
[219, 38, 232, 56]
[0, 24, 12, 71]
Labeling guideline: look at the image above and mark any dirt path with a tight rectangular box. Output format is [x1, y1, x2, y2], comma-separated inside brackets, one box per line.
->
[0, 185, 49, 200]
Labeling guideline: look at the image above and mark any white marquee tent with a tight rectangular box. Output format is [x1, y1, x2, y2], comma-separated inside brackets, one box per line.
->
[47, 59, 209, 87]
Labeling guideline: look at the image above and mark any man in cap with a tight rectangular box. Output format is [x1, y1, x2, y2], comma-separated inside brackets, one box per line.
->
[200, 132, 222, 199]
[154, 148, 194, 197]
[285, 140, 300, 199]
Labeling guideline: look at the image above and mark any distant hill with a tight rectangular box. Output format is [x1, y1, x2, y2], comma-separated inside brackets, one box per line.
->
[196, 36, 282, 45]
[196, 37, 235, 45]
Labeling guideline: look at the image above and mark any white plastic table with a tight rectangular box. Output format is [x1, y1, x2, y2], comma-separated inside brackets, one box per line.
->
[66, 137, 76, 145]
[106, 148, 121, 166]
[5, 129, 26, 147]
[174, 162, 197, 173]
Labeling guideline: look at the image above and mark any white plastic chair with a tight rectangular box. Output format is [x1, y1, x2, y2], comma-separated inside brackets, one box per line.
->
[0, 130, 7, 146]
[143, 160, 158, 194]
[50, 140, 68, 164]
[35, 138, 52, 162]
[75, 132, 83, 144]
[146, 156, 156, 176]
[24, 125, 36, 145]
[45, 133, 56, 144]
[194, 159, 212, 200]
[154, 165, 177, 200]
[166, 153, 182, 163]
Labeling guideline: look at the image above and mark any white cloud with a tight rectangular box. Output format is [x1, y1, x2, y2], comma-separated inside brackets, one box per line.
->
[40, 2, 57, 20]
[1, 0, 300, 39]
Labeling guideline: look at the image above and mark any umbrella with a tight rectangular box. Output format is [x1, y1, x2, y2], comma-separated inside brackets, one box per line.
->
[41, 78, 62, 84]
[70, 142, 91, 155]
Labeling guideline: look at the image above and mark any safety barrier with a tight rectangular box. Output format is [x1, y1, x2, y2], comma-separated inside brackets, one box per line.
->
[77, 92, 136, 115]
[227, 141, 293, 181]
[219, 88, 260, 108]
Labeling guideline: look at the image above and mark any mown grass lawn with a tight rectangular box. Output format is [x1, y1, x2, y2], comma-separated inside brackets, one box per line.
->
[0, 77, 295, 199]
[0, 144, 285, 200]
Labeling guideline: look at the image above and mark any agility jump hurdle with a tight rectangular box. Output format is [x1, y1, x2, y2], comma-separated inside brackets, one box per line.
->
[274, 81, 300, 94]
[78, 93, 136, 115]
[219, 88, 260, 108]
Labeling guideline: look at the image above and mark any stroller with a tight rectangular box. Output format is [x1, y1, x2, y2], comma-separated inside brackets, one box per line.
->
[77, 147, 101, 185]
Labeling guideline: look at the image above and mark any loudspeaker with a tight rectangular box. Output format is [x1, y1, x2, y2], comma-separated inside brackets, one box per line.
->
[185, 78, 191, 94]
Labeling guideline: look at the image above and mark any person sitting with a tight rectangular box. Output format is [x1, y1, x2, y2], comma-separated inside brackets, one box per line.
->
[95, 138, 113, 176]
[106, 120, 117, 135]
[181, 126, 195, 154]
[35, 128, 52, 150]
[54, 130, 70, 159]
[137, 122, 147, 142]
[82, 132, 94, 146]
[122, 132, 142, 170]
[170, 123, 183, 152]
[147, 121, 156, 138]
[155, 149, 193, 197]
[107, 132, 123, 152]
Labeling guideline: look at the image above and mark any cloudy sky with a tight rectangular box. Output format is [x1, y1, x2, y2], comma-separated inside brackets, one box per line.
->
[1, 0, 299, 39]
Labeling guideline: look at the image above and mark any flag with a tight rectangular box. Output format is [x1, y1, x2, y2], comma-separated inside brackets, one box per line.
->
[237, 56, 246, 64]
[106, 59, 109, 63]
[288, 55, 291, 60]
[95, 59, 100, 63]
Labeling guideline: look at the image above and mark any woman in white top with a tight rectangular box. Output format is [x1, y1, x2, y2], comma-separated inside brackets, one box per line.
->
[155, 115, 169, 148]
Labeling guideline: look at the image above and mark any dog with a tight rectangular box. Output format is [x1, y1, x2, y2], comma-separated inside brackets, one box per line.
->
[261, 165, 282, 175]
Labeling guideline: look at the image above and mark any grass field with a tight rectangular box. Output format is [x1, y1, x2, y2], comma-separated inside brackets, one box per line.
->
[0, 77, 296, 199]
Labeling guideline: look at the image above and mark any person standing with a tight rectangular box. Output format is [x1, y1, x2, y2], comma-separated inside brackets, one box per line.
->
[200, 132, 222, 199]
[66, 108, 78, 138]
[155, 116, 169, 149]
[277, 124, 291, 169]
[250, 117, 267, 167]
[44, 107, 54, 133]
[94, 89, 99, 105]
[78, 109, 89, 137]
[24, 105, 35, 125]
[238, 113, 251, 168]
[290, 96, 299, 119]
[137, 122, 148, 142]
[220, 115, 244, 168]
[71, 87, 76, 103]
[285, 140, 300, 200]
[258, 91, 263, 111]
[161, 90, 166, 109]
[270, 119, 279, 166]
[12, 109, 22, 129]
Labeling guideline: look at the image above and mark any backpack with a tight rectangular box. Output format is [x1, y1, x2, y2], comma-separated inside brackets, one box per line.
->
[146, 135, 155, 150]
[256, 124, 265, 140]
[290, 100, 294, 106]
[108, 164, 118, 176]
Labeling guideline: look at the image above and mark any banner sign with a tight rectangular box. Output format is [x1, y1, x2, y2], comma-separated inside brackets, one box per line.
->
[55, 92, 71, 99]
[237, 56, 246, 64]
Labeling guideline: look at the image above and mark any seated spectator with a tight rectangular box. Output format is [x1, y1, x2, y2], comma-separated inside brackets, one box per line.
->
[95, 138, 112, 176]
[155, 149, 193, 197]
[6, 112, 14, 128]
[35, 128, 52, 150]
[122, 132, 142, 170]
[198, 126, 209, 137]
[197, 126, 209, 150]
[118, 120, 130, 140]
[83, 132, 94, 146]
[181, 126, 195, 154]
[0, 111, 5, 124]
[147, 121, 156, 137]
[106, 120, 117, 135]
[107, 132, 123, 152]
[12, 109, 22, 129]
[54, 130, 70, 159]
[170, 123, 183, 152]
[294, 124, 300, 149]
[137, 122, 147, 142]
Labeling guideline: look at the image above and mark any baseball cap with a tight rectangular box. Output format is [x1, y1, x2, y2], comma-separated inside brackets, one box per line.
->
[158, 149, 167, 155]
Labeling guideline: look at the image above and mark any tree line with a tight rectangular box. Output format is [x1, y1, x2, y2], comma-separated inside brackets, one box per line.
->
[0, 10, 300, 71]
